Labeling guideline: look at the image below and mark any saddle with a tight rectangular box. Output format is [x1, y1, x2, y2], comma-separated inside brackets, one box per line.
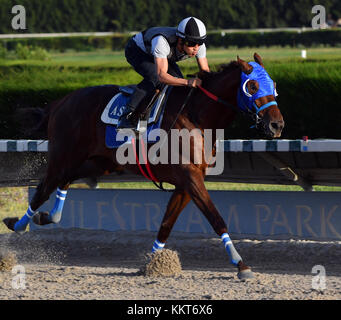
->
[101, 85, 171, 148]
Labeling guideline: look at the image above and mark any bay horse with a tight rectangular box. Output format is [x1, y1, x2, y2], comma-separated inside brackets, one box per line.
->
[3, 53, 284, 280]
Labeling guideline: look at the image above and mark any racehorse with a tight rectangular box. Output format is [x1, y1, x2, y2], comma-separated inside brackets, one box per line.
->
[3, 53, 284, 280]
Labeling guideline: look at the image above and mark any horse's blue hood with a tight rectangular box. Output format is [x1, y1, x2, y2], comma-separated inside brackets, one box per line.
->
[237, 62, 277, 114]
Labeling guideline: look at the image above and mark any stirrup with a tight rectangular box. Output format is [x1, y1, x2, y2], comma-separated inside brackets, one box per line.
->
[136, 120, 147, 133]
[117, 111, 137, 130]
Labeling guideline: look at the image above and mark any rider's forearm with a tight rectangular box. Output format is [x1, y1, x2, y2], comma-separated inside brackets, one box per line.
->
[158, 71, 188, 86]
[197, 57, 210, 73]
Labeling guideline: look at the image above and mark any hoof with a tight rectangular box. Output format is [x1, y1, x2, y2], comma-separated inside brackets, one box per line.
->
[32, 212, 52, 226]
[237, 261, 254, 280]
[237, 268, 254, 281]
[2, 217, 19, 232]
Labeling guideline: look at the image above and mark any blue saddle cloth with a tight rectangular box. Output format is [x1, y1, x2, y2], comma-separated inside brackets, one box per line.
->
[102, 86, 170, 149]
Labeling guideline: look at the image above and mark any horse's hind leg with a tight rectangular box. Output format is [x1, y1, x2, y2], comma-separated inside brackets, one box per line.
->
[32, 157, 111, 227]
[151, 188, 191, 252]
[31, 183, 70, 226]
[3, 156, 109, 232]
[3, 172, 66, 232]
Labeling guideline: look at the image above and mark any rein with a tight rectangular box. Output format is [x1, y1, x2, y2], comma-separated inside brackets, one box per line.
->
[197, 85, 240, 113]
[131, 87, 195, 192]
[197, 85, 277, 121]
[132, 82, 276, 191]
[131, 137, 166, 191]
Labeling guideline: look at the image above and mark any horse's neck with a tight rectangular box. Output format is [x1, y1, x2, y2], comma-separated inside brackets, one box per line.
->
[193, 68, 241, 130]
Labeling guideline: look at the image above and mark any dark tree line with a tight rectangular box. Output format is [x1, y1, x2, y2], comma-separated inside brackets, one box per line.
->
[0, 0, 341, 33]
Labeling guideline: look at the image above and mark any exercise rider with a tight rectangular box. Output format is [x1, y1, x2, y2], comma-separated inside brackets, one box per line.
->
[117, 17, 210, 130]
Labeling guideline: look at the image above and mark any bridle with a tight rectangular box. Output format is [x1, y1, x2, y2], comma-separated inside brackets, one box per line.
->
[197, 85, 276, 129]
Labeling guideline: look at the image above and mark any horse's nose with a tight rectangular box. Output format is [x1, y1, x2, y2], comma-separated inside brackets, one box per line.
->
[271, 122, 284, 131]
[270, 121, 284, 137]
[271, 122, 279, 130]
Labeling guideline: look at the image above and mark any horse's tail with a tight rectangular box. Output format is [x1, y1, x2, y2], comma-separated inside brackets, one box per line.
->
[14, 104, 52, 139]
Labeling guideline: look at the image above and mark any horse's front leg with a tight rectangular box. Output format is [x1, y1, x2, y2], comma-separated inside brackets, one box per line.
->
[184, 167, 253, 280]
[151, 188, 191, 252]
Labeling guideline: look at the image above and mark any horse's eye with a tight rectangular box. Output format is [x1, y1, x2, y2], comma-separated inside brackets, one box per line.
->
[247, 80, 259, 95]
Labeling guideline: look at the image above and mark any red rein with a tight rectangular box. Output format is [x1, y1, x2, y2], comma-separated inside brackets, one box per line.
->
[131, 137, 160, 183]
[197, 85, 219, 102]
[131, 85, 219, 184]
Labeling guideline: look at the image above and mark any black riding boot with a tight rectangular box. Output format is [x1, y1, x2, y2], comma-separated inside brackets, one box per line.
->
[117, 87, 146, 129]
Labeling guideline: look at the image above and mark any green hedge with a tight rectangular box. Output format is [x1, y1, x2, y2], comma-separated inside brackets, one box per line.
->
[1, 29, 341, 53]
[1, 35, 131, 52]
[208, 30, 341, 48]
[1, 60, 341, 140]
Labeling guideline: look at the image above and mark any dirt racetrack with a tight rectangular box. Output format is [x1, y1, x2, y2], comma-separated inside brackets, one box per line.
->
[0, 228, 340, 300]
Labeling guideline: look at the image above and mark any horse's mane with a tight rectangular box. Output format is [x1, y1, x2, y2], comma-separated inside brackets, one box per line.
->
[199, 61, 240, 82]
[187, 61, 241, 124]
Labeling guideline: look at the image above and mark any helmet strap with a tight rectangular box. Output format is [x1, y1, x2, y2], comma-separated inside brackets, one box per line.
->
[177, 37, 185, 53]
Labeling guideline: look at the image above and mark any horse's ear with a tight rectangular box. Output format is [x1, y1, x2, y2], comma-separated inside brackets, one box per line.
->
[237, 56, 253, 74]
[254, 53, 264, 68]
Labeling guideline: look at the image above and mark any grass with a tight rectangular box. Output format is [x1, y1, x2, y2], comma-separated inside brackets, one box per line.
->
[95, 181, 341, 192]
[1, 47, 340, 96]
[1, 47, 340, 93]
[1, 47, 340, 99]
[0, 187, 28, 234]
[206, 46, 341, 63]
[3, 46, 340, 66]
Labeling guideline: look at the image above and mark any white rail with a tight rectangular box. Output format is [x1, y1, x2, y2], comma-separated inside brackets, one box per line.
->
[1, 139, 341, 153]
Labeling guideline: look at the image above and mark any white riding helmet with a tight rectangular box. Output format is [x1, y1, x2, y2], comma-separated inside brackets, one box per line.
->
[176, 17, 207, 45]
